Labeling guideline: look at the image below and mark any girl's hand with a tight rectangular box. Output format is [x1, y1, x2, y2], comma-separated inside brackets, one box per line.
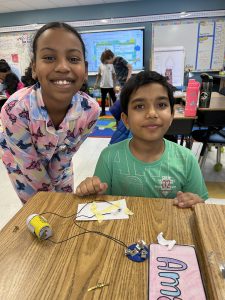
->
[173, 191, 204, 208]
[75, 176, 108, 196]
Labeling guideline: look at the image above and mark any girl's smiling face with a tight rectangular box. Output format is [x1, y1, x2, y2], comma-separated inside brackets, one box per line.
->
[32, 28, 87, 107]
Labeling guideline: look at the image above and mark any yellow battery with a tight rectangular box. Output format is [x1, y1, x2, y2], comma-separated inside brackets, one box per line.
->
[26, 214, 53, 240]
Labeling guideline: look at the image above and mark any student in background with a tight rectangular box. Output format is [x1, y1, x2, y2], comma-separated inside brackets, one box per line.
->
[0, 59, 24, 98]
[101, 49, 133, 140]
[76, 71, 208, 208]
[94, 51, 116, 116]
[101, 49, 132, 87]
[0, 22, 100, 203]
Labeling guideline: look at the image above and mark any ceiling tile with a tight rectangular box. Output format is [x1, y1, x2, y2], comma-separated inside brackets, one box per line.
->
[20, 0, 58, 9]
[0, 1, 34, 12]
[0, 0, 138, 14]
[50, 0, 79, 6]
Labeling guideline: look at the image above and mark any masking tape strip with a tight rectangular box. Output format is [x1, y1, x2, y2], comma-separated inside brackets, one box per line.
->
[90, 202, 104, 222]
[90, 201, 134, 222]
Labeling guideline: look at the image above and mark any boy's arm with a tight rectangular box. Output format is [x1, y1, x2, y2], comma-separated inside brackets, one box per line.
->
[75, 176, 108, 196]
[94, 68, 101, 89]
[76, 149, 112, 196]
[173, 153, 208, 208]
[112, 73, 117, 88]
[126, 63, 133, 82]
[173, 191, 204, 208]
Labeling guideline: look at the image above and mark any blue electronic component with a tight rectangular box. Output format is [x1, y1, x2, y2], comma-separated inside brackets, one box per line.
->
[125, 240, 149, 262]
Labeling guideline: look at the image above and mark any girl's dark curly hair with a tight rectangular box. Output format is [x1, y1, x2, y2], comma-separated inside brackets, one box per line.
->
[4, 73, 20, 95]
[21, 64, 38, 87]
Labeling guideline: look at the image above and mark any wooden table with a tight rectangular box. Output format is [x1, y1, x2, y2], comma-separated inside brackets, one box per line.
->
[194, 204, 225, 300]
[0, 192, 196, 300]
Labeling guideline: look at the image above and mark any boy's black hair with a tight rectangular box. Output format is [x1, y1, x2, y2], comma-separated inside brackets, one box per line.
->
[120, 70, 175, 115]
[32, 22, 86, 61]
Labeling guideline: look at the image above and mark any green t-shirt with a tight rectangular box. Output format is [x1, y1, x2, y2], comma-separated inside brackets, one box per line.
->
[94, 138, 208, 200]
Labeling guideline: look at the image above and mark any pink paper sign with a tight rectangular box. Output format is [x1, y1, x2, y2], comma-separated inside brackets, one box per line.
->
[149, 244, 206, 299]
[11, 54, 19, 63]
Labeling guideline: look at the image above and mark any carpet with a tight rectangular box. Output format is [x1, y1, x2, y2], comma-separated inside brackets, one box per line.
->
[89, 114, 116, 138]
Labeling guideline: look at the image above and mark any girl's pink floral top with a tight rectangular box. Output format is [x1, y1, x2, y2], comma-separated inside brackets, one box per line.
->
[0, 84, 100, 203]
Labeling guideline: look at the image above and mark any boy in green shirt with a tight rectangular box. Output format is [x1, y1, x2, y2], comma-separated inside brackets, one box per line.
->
[76, 71, 208, 208]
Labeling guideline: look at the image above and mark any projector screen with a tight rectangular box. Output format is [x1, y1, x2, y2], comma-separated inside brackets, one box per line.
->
[81, 28, 144, 74]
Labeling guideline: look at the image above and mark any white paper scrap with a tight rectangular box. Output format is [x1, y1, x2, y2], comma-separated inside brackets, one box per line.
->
[157, 232, 176, 250]
[205, 198, 225, 205]
[76, 199, 131, 222]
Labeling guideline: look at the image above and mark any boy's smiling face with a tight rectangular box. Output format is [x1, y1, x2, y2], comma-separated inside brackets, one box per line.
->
[121, 83, 174, 144]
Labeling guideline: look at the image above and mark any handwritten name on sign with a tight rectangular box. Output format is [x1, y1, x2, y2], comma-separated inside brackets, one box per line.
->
[149, 244, 206, 300]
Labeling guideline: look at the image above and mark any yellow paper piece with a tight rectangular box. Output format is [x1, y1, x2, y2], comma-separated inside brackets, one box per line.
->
[124, 207, 134, 215]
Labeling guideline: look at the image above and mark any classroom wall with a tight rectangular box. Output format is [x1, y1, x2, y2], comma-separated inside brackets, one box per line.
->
[0, 0, 224, 88]
[0, 0, 224, 27]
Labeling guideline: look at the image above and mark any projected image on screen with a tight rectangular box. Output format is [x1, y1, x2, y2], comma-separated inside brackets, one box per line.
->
[81, 29, 144, 73]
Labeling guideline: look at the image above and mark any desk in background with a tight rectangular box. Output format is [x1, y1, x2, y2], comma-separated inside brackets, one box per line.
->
[198, 91, 225, 111]
[167, 92, 225, 148]
[0, 192, 196, 299]
[167, 104, 197, 135]
[196, 92, 225, 127]
[212, 74, 225, 91]
[166, 104, 196, 148]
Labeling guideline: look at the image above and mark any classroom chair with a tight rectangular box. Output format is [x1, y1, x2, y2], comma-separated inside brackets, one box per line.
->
[191, 104, 225, 171]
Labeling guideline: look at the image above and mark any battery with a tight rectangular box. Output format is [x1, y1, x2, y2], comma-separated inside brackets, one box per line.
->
[26, 214, 53, 240]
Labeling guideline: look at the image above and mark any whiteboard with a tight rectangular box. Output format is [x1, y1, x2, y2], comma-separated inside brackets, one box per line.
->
[152, 19, 225, 72]
[152, 46, 185, 87]
[0, 31, 34, 76]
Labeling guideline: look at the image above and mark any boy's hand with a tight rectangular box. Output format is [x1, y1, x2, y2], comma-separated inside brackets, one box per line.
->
[173, 191, 204, 208]
[75, 176, 108, 196]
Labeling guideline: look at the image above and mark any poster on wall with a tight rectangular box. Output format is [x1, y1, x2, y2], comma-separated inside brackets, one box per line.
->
[152, 46, 185, 88]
